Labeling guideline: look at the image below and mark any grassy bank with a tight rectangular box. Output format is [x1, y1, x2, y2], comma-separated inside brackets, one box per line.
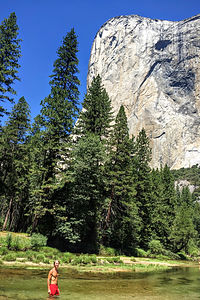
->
[0, 231, 197, 273]
[0, 255, 173, 273]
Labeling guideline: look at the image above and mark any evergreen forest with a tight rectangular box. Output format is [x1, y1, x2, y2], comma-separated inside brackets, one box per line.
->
[1, 12, 200, 257]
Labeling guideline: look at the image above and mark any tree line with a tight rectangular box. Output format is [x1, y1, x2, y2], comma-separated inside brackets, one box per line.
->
[0, 12, 200, 256]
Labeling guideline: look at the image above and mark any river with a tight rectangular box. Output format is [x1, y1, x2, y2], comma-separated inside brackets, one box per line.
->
[1, 265, 200, 299]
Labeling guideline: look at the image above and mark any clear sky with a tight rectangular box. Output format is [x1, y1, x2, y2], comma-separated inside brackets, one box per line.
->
[1, 0, 200, 122]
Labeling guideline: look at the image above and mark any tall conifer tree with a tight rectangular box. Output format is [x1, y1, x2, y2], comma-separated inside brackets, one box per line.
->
[160, 164, 177, 247]
[104, 105, 139, 255]
[134, 128, 152, 249]
[30, 28, 80, 234]
[63, 133, 106, 253]
[0, 12, 21, 118]
[77, 75, 113, 140]
[27, 115, 48, 233]
[170, 202, 197, 252]
[60, 75, 113, 252]
[150, 168, 170, 246]
[0, 97, 30, 231]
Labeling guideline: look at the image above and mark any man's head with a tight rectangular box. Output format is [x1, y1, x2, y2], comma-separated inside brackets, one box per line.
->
[54, 260, 60, 269]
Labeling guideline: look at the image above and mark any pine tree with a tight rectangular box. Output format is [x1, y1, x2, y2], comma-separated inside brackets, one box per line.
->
[77, 75, 113, 140]
[170, 202, 197, 252]
[27, 115, 47, 232]
[134, 128, 152, 249]
[169, 184, 198, 253]
[49, 28, 79, 106]
[104, 105, 139, 255]
[150, 168, 171, 246]
[0, 97, 30, 231]
[0, 12, 21, 118]
[56, 75, 113, 252]
[41, 28, 80, 153]
[29, 28, 80, 235]
[41, 29, 80, 138]
[193, 201, 200, 246]
[159, 164, 178, 248]
[63, 133, 106, 253]
[180, 186, 193, 206]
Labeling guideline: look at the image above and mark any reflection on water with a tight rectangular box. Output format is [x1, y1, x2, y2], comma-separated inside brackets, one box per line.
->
[1, 266, 200, 299]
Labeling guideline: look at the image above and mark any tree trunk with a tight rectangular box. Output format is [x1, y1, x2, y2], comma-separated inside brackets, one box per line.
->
[2, 197, 13, 231]
[104, 186, 115, 229]
[9, 207, 15, 231]
[31, 215, 38, 234]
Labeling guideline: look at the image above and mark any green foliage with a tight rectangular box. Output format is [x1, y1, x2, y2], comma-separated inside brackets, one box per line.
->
[12, 236, 31, 251]
[54, 220, 81, 245]
[0, 233, 31, 251]
[62, 75, 114, 254]
[0, 236, 7, 246]
[169, 202, 197, 253]
[34, 253, 46, 263]
[172, 165, 200, 199]
[130, 257, 136, 262]
[15, 251, 27, 258]
[0, 235, 8, 247]
[187, 240, 199, 257]
[30, 233, 47, 250]
[148, 240, 165, 255]
[77, 75, 113, 139]
[99, 245, 116, 256]
[41, 246, 60, 256]
[49, 28, 80, 112]
[12, 236, 20, 251]
[150, 167, 175, 248]
[105, 257, 122, 264]
[25, 250, 36, 261]
[43, 257, 50, 264]
[103, 105, 139, 255]
[66, 133, 106, 253]
[177, 251, 188, 260]
[133, 128, 152, 250]
[5, 233, 12, 249]
[0, 246, 8, 255]
[62, 252, 76, 263]
[0, 97, 31, 232]
[0, 12, 21, 117]
[41, 28, 80, 138]
[90, 254, 97, 264]
[27, 28, 80, 235]
[135, 248, 148, 258]
[3, 252, 16, 261]
[71, 254, 97, 265]
[26, 115, 48, 233]
[160, 250, 180, 260]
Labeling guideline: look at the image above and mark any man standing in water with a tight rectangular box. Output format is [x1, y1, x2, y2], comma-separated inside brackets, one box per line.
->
[47, 260, 60, 297]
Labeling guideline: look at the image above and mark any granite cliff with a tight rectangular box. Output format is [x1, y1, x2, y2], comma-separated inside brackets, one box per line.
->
[87, 14, 200, 169]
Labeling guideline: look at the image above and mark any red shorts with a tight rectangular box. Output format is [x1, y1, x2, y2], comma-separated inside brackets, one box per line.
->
[49, 284, 60, 296]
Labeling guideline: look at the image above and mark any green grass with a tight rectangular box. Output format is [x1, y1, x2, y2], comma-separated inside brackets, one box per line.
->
[135, 257, 192, 265]
[0, 231, 197, 273]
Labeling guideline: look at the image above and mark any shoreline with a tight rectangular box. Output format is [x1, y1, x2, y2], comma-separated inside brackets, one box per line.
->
[2, 256, 197, 273]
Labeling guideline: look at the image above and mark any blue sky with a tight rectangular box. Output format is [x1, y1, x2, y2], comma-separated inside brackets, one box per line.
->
[1, 0, 200, 122]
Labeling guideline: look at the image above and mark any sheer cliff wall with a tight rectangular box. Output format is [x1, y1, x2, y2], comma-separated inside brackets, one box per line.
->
[87, 14, 200, 169]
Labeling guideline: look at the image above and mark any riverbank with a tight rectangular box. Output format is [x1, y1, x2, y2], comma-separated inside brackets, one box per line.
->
[0, 231, 198, 274]
[1, 255, 196, 274]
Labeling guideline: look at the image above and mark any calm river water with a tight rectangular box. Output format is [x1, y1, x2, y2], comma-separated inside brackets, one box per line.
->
[1, 265, 200, 299]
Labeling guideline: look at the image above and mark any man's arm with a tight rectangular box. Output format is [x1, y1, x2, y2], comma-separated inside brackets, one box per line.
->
[47, 270, 52, 293]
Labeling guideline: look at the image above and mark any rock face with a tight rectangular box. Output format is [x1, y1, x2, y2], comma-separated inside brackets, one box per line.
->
[87, 14, 200, 169]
